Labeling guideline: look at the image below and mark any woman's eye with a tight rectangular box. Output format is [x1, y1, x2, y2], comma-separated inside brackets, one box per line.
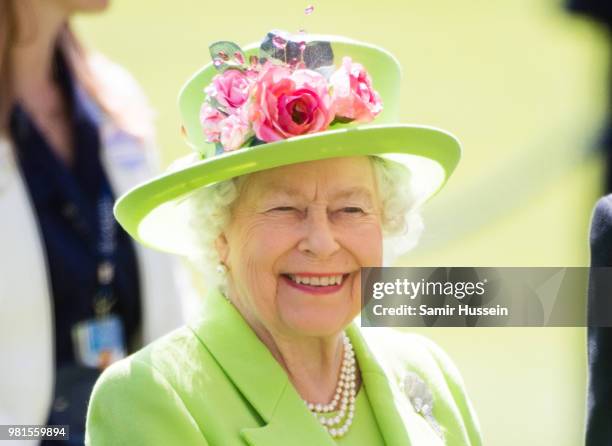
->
[341, 207, 365, 214]
[272, 206, 297, 212]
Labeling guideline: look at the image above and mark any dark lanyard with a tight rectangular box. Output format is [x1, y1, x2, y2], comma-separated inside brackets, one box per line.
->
[92, 185, 118, 318]
[59, 175, 118, 319]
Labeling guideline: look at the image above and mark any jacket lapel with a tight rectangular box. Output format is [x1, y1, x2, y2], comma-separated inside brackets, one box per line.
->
[239, 385, 336, 446]
[347, 324, 414, 446]
[190, 290, 335, 446]
[348, 324, 446, 446]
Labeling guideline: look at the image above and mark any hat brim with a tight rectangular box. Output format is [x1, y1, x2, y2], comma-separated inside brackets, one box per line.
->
[114, 123, 461, 255]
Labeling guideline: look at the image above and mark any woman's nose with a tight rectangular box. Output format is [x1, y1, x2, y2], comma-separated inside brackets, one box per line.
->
[297, 207, 341, 259]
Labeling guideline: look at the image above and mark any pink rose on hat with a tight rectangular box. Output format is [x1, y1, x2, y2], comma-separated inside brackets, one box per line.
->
[199, 104, 225, 143]
[249, 63, 334, 142]
[207, 69, 253, 112]
[330, 56, 382, 122]
[219, 111, 253, 151]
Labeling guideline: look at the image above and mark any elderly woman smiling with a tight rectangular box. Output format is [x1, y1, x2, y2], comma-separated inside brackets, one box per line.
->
[85, 31, 482, 446]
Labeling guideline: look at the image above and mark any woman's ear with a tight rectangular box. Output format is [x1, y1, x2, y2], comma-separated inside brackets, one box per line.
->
[215, 232, 230, 266]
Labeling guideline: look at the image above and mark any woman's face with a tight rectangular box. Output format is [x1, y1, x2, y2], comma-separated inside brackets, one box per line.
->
[218, 156, 383, 339]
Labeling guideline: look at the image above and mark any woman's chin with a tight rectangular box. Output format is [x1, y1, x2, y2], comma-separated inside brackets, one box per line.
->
[276, 279, 360, 336]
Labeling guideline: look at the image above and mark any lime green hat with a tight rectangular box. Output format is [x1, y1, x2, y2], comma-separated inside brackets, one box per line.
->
[114, 30, 461, 256]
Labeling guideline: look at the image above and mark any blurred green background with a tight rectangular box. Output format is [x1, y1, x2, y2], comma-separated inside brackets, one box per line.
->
[76, 0, 609, 444]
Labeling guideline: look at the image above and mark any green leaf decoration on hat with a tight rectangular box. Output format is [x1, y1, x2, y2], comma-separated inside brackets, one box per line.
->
[209, 41, 247, 72]
[259, 30, 334, 75]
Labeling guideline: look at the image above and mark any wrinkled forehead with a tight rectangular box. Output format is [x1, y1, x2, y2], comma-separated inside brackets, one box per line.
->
[237, 156, 379, 202]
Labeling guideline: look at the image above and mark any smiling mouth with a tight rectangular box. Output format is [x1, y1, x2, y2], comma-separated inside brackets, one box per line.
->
[281, 273, 350, 287]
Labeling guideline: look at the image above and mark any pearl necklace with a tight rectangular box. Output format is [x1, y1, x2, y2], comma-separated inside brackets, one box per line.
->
[304, 334, 357, 438]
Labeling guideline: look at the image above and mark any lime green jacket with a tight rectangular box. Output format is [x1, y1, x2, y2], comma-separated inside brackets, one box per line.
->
[85, 290, 482, 445]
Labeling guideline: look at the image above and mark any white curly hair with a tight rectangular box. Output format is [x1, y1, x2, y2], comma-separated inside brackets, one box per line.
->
[186, 156, 424, 290]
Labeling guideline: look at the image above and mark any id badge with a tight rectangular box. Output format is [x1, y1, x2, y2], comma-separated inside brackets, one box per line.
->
[71, 315, 127, 369]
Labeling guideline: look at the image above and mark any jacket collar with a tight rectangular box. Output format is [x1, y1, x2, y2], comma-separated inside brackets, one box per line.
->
[189, 289, 421, 446]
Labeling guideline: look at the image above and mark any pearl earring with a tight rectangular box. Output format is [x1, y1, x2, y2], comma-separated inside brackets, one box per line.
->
[216, 263, 228, 274]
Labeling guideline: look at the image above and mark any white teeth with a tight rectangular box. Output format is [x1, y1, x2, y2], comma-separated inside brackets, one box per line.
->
[288, 274, 345, 286]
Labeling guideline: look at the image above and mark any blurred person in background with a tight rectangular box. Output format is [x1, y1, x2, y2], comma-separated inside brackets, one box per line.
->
[0, 1, 187, 444]
[566, 0, 611, 191]
[587, 195, 612, 446]
[564, 1, 612, 445]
